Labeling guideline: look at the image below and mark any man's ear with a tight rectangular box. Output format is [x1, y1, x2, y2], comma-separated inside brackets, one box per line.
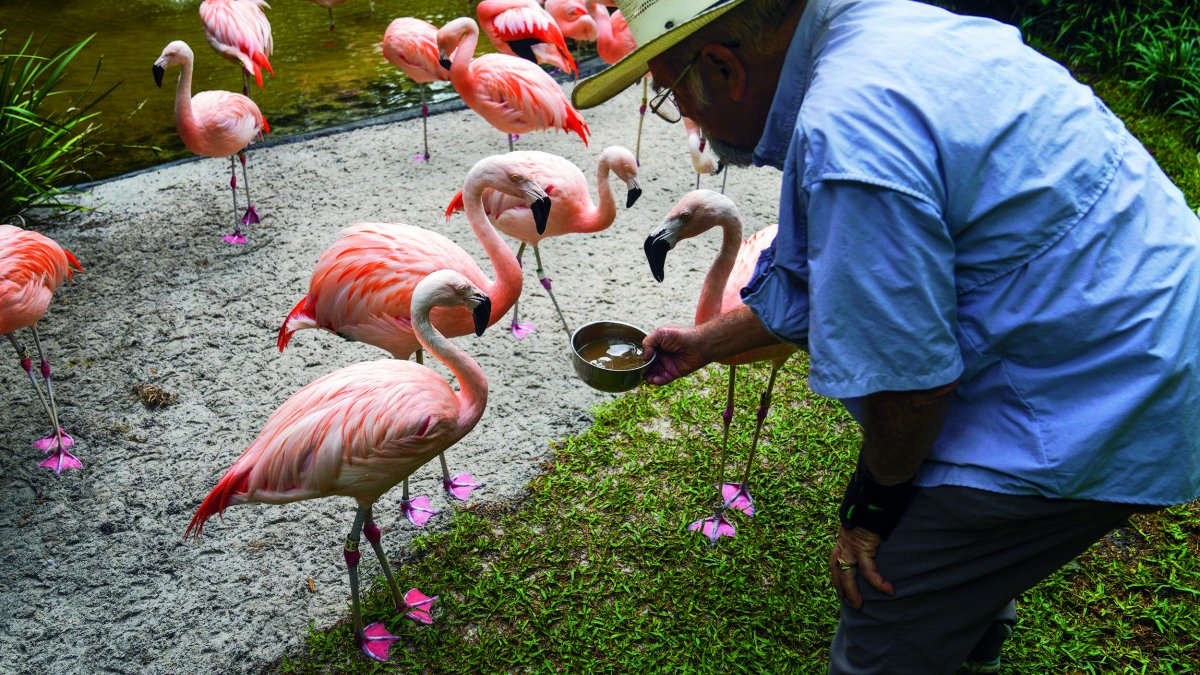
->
[698, 44, 746, 102]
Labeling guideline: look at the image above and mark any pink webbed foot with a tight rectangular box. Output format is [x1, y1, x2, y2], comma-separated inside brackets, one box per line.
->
[443, 472, 482, 501]
[720, 483, 755, 517]
[39, 448, 83, 475]
[404, 588, 438, 625]
[223, 230, 248, 245]
[410, 152, 430, 162]
[359, 622, 400, 662]
[32, 429, 74, 452]
[241, 205, 261, 225]
[511, 320, 536, 339]
[688, 513, 736, 545]
[401, 495, 440, 527]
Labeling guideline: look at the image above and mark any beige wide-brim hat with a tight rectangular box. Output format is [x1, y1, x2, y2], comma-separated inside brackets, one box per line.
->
[572, 0, 752, 110]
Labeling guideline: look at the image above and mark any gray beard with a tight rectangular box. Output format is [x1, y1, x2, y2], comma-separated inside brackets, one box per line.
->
[706, 136, 756, 168]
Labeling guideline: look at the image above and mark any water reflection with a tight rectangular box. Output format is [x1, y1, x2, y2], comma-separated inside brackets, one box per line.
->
[0, 0, 583, 181]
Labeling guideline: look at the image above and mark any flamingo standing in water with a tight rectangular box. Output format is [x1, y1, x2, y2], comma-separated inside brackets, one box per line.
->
[436, 17, 590, 151]
[188, 269, 491, 662]
[476, 0, 578, 76]
[277, 154, 551, 519]
[198, 0, 275, 96]
[0, 224, 84, 475]
[153, 41, 269, 244]
[545, 0, 597, 43]
[382, 17, 450, 162]
[303, 0, 371, 31]
[643, 191, 795, 544]
[445, 147, 640, 338]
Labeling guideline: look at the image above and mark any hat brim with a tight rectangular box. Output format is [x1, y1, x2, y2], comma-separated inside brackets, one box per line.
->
[572, 0, 751, 110]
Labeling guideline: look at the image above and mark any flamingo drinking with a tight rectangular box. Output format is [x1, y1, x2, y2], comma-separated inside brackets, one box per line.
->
[445, 147, 640, 338]
[643, 191, 796, 543]
[277, 154, 551, 517]
[0, 224, 84, 475]
[188, 269, 493, 662]
[476, 0, 578, 76]
[436, 17, 590, 151]
[198, 0, 275, 96]
[382, 17, 451, 162]
[153, 40, 269, 244]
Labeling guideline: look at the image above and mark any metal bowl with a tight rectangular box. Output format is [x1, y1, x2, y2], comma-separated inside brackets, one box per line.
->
[570, 320, 656, 393]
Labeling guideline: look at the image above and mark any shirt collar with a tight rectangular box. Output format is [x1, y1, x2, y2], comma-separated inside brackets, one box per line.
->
[753, 0, 831, 170]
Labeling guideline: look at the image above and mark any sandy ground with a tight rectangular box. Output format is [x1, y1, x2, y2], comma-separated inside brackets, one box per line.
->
[0, 80, 783, 673]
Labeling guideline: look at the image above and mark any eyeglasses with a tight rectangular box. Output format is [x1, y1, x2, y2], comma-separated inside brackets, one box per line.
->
[648, 53, 700, 124]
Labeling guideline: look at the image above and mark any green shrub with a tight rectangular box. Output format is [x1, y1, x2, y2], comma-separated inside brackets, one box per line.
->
[0, 31, 115, 224]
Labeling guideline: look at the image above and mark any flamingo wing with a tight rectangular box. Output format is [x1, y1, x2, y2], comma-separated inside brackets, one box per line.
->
[0, 225, 81, 334]
[199, 0, 274, 87]
[186, 360, 460, 536]
[467, 54, 589, 143]
[188, 91, 265, 156]
[478, 0, 577, 75]
[382, 18, 449, 83]
[721, 224, 778, 314]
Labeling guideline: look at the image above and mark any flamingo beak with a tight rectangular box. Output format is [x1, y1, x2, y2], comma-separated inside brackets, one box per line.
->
[644, 227, 674, 283]
[472, 294, 492, 336]
[531, 196, 552, 235]
[438, 55, 452, 70]
[153, 64, 165, 88]
[625, 178, 642, 208]
[714, 159, 725, 175]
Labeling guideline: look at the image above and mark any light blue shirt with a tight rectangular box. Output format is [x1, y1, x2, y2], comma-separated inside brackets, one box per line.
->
[741, 0, 1200, 505]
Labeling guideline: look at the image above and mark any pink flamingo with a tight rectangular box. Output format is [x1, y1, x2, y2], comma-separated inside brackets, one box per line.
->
[643, 190, 796, 544]
[153, 41, 269, 245]
[476, 0, 578, 77]
[445, 147, 640, 338]
[683, 116, 723, 190]
[382, 17, 451, 162]
[188, 269, 490, 662]
[545, 0, 597, 43]
[303, 0, 371, 31]
[436, 16, 590, 151]
[0, 224, 84, 475]
[277, 154, 551, 515]
[198, 0, 275, 96]
[584, 0, 634, 64]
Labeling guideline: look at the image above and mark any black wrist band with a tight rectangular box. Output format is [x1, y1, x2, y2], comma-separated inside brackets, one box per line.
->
[838, 454, 916, 540]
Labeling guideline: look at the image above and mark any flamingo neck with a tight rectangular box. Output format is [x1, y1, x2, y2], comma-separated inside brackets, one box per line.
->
[174, 58, 198, 142]
[412, 306, 488, 435]
[580, 157, 617, 234]
[590, 5, 615, 57]
[465, 182, 523, 323]
[449, 24, 479, 102]
[695, 216, 744, 324]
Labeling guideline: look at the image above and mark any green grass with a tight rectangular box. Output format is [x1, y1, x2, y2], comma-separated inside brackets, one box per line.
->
[274, 35, 1200, 675]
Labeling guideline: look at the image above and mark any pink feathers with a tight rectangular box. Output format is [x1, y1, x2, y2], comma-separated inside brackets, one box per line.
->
[199, 0, 275, 88]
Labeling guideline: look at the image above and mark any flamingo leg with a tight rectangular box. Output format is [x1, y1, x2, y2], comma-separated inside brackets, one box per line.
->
[328, 7, 335, 31]
[532, 245, 571, 335]
[239, 150, 260, 234]
[695, 172, 701, 191]
[242, 69, 250, 98]
[723, 362, 782, 518]
[508, 134, 515, 152]
[509, 243, 535, 338]
[439, 451, 481, 501]
[345, 506, 400, 662]
[9, 333, 79, 474]
[223, 157, 246, 244]
[413, 84, 430, 162]
[363, 508, 405, 611]
[689, 364, 737, 545]
[635, 76, 648, 165]
[721, 167, 729, 194]
[400, 473, 440, 527]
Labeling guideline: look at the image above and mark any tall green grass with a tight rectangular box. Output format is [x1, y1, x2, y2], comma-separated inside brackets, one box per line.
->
[0, 31, 115, 224]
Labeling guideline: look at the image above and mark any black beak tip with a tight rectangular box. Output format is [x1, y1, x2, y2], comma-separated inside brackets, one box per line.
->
[153, 64, 165, 88]
[714, 160, 725, 175]
[626, 187, 642, 209]
[473, 297, 492, 337]
[439, 57, 452, 70]
[644, 237, 669, 283]
[532, 196, 551, 235]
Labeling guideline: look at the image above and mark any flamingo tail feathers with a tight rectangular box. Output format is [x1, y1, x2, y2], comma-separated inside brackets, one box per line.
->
[565, 106, 590, 146]
[63, 249, 84, 279]
[254, 50, 275, 78]
[278, 297, 317, 352]
[445, 190, 466, 222]
[186, 464, 251, 539]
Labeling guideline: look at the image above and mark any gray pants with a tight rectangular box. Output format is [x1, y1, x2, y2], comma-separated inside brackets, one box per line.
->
[828, 486, 1152, 674]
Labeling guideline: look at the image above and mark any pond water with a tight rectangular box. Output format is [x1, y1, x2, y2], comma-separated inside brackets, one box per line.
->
[1, 0, 579, 182]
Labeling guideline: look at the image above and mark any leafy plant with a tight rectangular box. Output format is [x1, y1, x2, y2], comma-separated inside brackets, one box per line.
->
[0, 31, 116, 224]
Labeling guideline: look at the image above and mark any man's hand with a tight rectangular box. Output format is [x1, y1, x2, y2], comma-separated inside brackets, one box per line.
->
[643, 324, 708, 386]
[829, 525, 893, 610]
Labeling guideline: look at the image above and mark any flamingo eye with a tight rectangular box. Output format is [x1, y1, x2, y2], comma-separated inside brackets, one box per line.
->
[510, 174, 521, 182]
[678, 211, 691, 221]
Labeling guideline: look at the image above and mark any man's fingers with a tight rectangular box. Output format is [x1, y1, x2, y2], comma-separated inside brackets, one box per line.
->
[857, 555, 894, 596]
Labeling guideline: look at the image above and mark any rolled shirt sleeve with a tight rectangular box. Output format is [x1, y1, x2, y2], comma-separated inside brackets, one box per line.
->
[805, 179, 963, 398]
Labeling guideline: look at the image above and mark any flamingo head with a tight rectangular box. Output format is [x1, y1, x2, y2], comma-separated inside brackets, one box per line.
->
[469, 155, 553, 234]
[547, 0, 597, 42]
[644, 190, 739, 283]
[601, 146, 641, 208]
[413, 270, 493, 337]
[437, 17, 478, 71]
[153, 41, 194, 88]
